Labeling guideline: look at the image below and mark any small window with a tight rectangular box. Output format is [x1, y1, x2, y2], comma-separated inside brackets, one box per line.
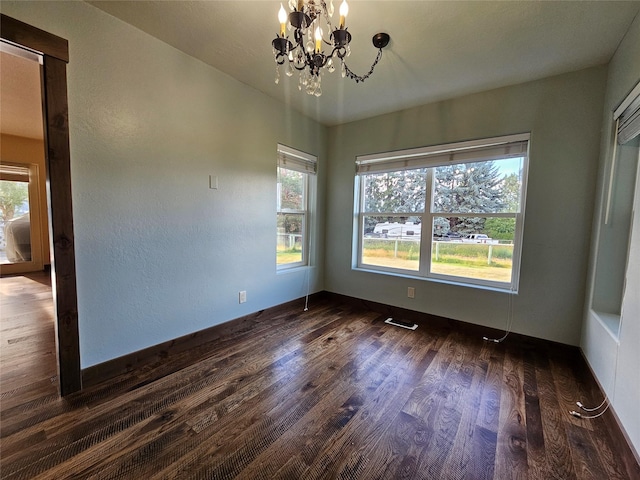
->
[355, 134, 530, 290]
[277, 145, 316, 269]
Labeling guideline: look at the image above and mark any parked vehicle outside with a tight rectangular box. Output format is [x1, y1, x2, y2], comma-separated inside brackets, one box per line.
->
[434, 231, 462, 241]
[372, 221, 420, 239]
[462, 234, 498, 244]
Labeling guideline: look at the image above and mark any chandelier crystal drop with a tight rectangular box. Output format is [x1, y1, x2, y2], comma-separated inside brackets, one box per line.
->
[272, 0, 390, 96]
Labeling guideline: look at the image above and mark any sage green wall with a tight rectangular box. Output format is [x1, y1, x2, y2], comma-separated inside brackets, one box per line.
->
[582, 12, 640, 455]
[0, 1, 327, 368]
[325, 67, 607, 346]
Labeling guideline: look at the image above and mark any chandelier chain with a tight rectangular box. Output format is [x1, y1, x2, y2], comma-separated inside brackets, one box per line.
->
[343, 48, 383, 83]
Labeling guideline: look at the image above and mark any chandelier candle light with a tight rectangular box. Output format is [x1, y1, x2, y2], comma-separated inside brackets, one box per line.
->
[272, 0, 390, 96]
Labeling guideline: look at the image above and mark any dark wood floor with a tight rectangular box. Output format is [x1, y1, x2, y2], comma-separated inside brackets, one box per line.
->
[1, 272, 639, 479]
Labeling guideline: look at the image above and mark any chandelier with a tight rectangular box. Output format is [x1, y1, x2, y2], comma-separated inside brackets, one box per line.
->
[272, 0, 390, 96]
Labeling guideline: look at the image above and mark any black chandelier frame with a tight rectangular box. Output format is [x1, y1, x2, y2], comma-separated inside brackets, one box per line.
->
[272, 1, 389, 84]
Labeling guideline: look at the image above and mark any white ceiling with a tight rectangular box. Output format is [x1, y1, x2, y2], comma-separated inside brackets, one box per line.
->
[87, 0, 640, 126]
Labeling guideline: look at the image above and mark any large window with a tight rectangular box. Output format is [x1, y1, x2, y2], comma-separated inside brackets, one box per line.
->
[355, 134, 529, 290]
[277, 145, 316, 269]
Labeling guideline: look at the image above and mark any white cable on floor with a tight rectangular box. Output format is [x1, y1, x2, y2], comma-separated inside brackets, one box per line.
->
[570, 402, 611, 419]
[576, 396, 609, 412]
[482, 286, 516, 343]
[569, 326, 619, 420]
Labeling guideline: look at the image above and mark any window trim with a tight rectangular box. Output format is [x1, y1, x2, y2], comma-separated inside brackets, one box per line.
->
[277, 144, 316, 270]
[354, 133, 530, 291]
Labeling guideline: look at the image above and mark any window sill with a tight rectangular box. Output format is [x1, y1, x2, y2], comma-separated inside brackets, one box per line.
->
[352, 266, 517, 294]
[277, 265, 312, 275]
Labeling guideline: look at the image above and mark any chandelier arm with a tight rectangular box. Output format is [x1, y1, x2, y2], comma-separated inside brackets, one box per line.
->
[329, 46, 343, 59]
[343, 48, 384, 83]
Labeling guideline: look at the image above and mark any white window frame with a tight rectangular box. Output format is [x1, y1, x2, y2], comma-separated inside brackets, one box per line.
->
[277, 144, 316, 270]
[354, 133, 530, 291]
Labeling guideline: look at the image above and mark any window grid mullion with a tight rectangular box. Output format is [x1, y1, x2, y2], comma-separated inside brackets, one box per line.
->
[420, 169, 435, 277]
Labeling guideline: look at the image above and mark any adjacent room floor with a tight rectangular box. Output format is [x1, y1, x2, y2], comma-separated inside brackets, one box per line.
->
[1, 272, 638, 479]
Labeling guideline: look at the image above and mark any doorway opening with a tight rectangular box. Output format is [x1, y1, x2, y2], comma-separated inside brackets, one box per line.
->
[1, 41, 48, 275]
[1, 14, 81, 395]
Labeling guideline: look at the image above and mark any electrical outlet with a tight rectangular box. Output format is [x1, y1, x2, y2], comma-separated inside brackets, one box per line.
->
[239, 290, 247, 304]
[407, 287, 415, 298]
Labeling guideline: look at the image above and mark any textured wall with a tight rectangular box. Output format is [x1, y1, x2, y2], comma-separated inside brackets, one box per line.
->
[325, 67, 607, 346]
[0, 1, 327, 368]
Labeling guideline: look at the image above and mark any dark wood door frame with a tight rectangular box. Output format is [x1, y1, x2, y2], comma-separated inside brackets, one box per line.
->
[1, 14, 81, 395]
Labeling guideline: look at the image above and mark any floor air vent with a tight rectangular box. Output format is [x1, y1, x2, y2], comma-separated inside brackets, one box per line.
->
[384, 317, 418, 331]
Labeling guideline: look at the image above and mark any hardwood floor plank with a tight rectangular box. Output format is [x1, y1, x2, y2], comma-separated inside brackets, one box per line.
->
[400, 333, 457, 418]
[470, 425, 498, 480]
[532, 349, 578, 480]
[308, 344, 438, 480]
[10, 316, 382, 479]
[476, 344, 504, 434]
[166, 330, 392, 479]
[587, 424, 639, 480]
[494, 345, 528, 480]
[565, 423, 609, 479]
[522, 348, 551, 479]
[90, 317, 383, 479]
[440, 341, 493, 480]
[410, 335, 474, 479]
[238, 325, 417, 479]
[2, 306, 348, 442]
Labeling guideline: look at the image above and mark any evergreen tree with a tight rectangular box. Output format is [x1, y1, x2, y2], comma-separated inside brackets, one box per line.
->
[363, 169, 427, 213]
[433, 162, 506, 234]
